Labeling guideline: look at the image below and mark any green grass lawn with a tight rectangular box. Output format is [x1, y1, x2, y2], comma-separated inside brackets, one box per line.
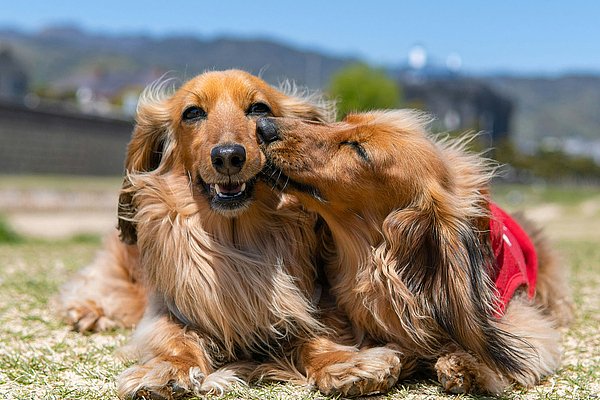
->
[0, 183, 599, 399]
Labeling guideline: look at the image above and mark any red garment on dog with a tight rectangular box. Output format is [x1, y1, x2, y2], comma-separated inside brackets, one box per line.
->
[489, 203, 537, 316]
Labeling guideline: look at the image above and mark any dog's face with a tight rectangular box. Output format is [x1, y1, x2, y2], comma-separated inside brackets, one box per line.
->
[258, 111, 449, 217]
[119, 69, 332, 243]
[170, 71, 286, 214]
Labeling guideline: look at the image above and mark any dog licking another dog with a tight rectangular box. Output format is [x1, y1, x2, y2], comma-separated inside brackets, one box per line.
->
[60, 70, 573, 398]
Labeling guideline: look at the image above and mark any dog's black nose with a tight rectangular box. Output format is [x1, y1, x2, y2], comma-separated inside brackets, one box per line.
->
[211, 144, 246, 175]
[256, 117, 280, 144]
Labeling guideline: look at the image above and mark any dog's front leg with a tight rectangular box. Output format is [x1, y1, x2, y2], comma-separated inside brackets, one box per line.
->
[117, 312, 249, 399]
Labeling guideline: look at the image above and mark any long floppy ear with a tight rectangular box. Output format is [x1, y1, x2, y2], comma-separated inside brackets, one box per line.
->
[382, 187, 528, 378]
[118, 83, 173, 245]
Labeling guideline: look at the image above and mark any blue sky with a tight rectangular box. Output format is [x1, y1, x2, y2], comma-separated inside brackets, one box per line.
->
[1, 0, 599, 74]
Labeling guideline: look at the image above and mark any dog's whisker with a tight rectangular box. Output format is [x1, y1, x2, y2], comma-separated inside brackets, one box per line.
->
[186, 171, 194, 191]
[281, 176, 290, 193]
[269, 167, 280, 180]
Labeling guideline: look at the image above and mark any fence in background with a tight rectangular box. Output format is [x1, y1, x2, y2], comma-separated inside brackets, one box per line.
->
[0, 102, 133, 176]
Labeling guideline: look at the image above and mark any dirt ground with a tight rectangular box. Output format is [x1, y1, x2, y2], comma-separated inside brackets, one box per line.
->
[1, 177, 119, 239]
[3, 182, 599, 242]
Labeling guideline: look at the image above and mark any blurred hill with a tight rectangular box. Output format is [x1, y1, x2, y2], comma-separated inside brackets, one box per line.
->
[488, 75, 600, 148]
[0, 25, 354, 90]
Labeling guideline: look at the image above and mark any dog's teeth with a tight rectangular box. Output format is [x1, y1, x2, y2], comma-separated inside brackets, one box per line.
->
[213, 182, 246, 198]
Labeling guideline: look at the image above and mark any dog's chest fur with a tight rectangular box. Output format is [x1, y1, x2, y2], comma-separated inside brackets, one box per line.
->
[131, 173, 321, 357]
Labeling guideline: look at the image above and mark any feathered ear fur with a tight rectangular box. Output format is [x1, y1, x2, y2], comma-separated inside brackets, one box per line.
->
[118, 81, 174, 244]
[278, 81, 336, 122]
[382, 181, 528, 378]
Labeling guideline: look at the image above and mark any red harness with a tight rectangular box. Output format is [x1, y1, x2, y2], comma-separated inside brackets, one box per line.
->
[489, 203, 538, 316]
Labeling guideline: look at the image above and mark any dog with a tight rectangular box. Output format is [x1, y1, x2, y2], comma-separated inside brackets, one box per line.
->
[257, 110, 574, 395]
[59, 70, 403, 399]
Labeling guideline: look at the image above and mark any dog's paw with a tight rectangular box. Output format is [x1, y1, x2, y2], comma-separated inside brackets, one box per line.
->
[435, 352, 478, 394]
[119, 360, 195, 400]
[314, 345, 402, 397]
[119, 362, 245, 400]
[64, 300, 118, 333]
[195, 367, 246, 395]
[131, 380, 189, 400]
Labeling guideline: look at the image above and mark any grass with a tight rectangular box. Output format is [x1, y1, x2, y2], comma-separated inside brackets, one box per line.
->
[0, 183, 599, 399]
[0, 216, 22, 244]
[492, 183, 600, 209]
[0, 240, 127, 399]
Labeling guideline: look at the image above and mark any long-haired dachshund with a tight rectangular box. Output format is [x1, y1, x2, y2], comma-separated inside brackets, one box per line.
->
[59, 71, 404, 399]
[258, 110, 574, 395]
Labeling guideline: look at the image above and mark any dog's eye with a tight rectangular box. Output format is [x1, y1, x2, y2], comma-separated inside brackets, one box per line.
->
[247, 102, 272, 116]
[341, 141, 370, 163]
[182, 106, 207, 122]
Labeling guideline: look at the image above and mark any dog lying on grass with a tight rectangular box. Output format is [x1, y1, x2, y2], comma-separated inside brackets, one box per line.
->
[257, 111, 574, 395]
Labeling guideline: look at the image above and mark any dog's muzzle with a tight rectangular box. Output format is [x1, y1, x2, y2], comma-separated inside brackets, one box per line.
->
[195, 142, 257, 215]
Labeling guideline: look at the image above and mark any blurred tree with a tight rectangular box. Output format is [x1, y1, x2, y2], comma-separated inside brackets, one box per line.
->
[328, 63, 402, 119]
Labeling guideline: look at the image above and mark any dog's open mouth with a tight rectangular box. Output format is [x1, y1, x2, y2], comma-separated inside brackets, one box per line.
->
[197, 177, 256, 213]
[213, 182, 247, 199]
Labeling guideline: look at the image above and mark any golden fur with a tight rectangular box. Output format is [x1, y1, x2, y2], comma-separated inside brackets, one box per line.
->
[59, 70, 405, 399]
[258, 110, 574, 395]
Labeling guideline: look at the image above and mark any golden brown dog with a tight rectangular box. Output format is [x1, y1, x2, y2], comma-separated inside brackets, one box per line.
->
[257, 110, 574, 395]
[59, 70, 404, 399]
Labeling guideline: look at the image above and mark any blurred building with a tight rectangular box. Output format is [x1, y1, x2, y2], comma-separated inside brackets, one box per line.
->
[0, 47, 28, 101]
[401, 77, 513, 144]
[50, 67, 167, 116]
[397, 46, 513, 145]
[0, 46, 133, 176]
